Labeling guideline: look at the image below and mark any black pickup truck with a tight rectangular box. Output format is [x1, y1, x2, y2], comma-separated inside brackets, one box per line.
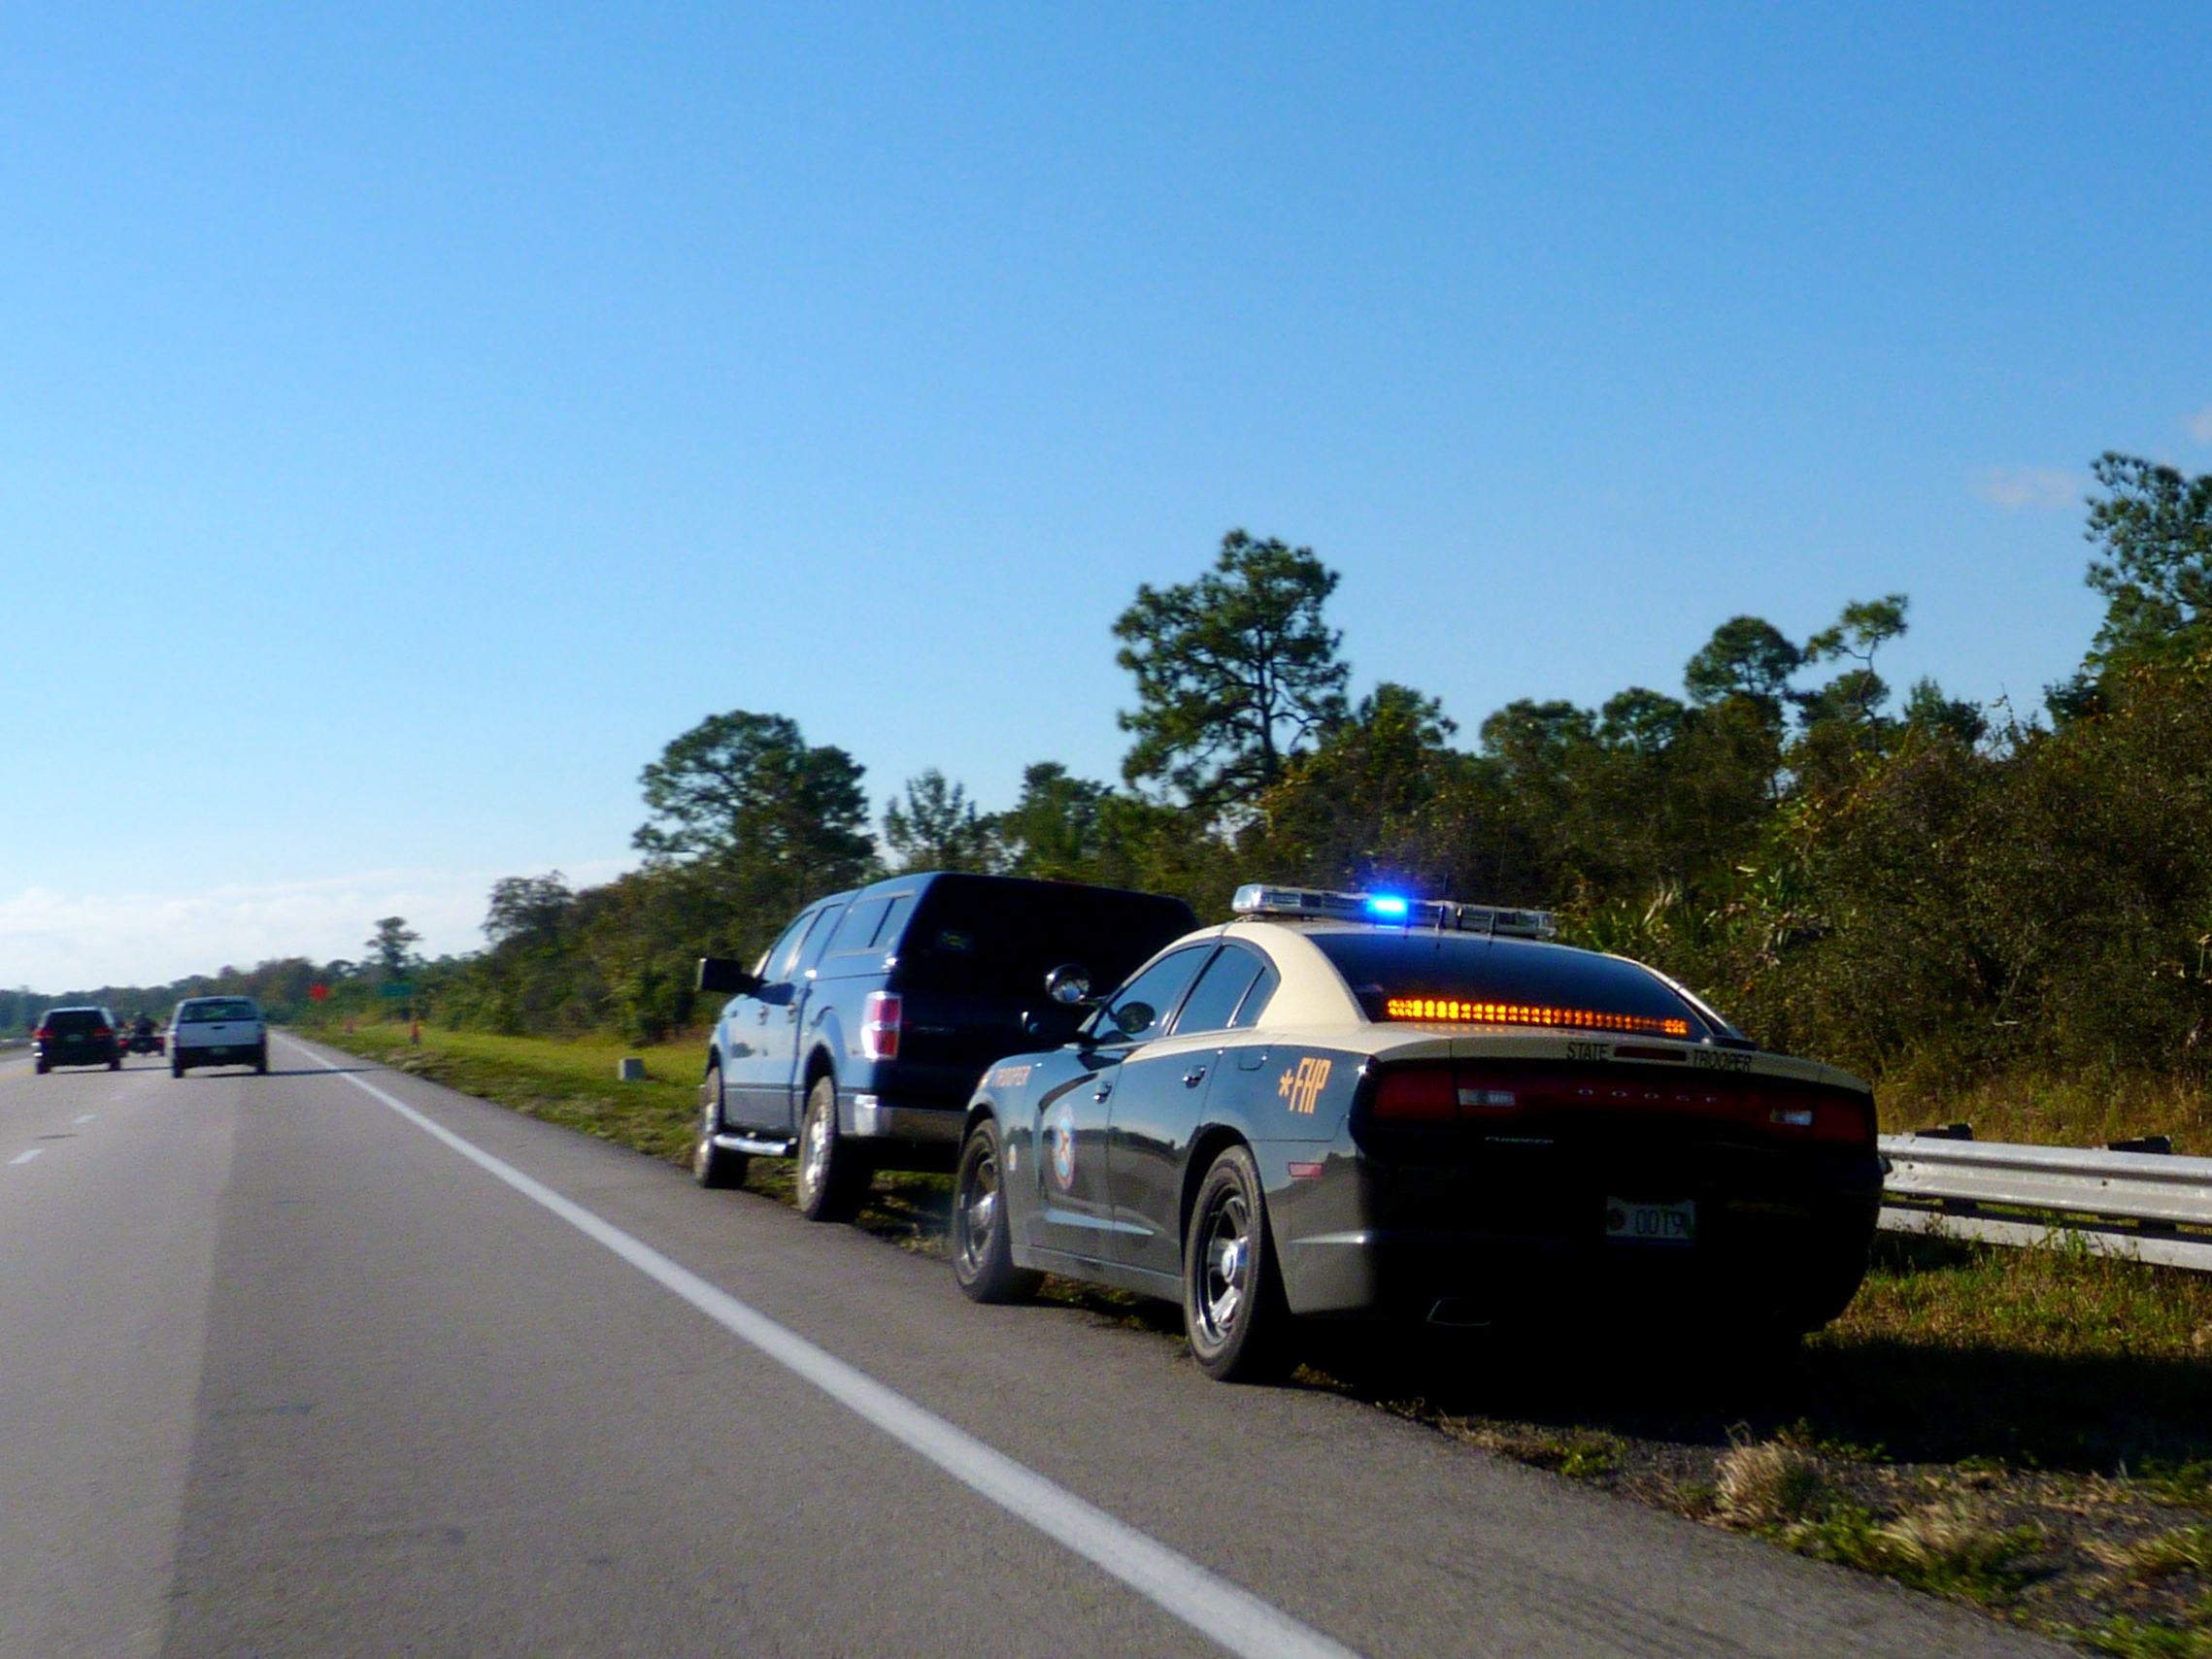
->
[694, 872, 1195, 1220]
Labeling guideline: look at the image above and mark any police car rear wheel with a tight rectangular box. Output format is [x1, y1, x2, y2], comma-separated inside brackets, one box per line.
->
[1184, 1145, 1294, 1383]
[953, 1118, 1041, 1305]
[795, 1075, 868, 1222]
[693, 1061, 749, 1189]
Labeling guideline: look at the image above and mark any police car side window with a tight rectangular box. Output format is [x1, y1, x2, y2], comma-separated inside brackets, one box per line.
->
[1101, 946, 1213, 1044]
[1225, 960, 1280, 1029]
[1171, 946, 1268, 1036]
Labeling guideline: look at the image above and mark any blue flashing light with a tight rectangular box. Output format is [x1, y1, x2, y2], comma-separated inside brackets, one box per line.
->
[1365, 895, 1410, 919]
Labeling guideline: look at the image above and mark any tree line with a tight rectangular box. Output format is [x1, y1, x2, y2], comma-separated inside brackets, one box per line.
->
[47, 450, 2212, 1105]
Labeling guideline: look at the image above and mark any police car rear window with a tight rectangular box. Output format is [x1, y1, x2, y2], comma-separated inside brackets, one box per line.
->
[1308, 934, 1711, 1040]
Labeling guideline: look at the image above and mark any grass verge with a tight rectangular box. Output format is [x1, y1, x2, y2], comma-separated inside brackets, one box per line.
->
[305, 1016, 2212, 1651]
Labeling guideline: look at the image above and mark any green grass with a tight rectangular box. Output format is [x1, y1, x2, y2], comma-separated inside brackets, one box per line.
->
[305, 1019, 705, 1162]
[1878, 1070, 2212, 1156]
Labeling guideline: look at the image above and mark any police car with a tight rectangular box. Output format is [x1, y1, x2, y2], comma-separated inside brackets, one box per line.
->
[949, 885, 1883, 1381]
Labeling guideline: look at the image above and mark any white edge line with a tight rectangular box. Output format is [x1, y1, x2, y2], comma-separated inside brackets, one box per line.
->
[282, 1035, 1360, 1659]
[9, 1148, 43, 1166]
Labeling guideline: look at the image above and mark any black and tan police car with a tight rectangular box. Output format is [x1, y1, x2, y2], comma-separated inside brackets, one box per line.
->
[949, 884, 1882, 1381]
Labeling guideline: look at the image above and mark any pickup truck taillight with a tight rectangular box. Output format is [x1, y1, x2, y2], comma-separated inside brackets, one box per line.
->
[860, 992, 902, 1061]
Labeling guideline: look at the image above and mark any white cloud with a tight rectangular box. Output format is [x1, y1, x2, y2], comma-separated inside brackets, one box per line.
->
[0, 861, 629, 992]
[2187, 404, 2212, 446]
[1972, 466, 2077, 513]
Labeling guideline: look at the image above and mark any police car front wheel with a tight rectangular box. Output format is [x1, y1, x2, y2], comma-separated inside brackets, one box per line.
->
[953, 1117, 1041, 1305]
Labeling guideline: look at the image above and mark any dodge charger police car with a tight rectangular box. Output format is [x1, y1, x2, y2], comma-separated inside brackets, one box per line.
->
[950, 885, 1882, 1381]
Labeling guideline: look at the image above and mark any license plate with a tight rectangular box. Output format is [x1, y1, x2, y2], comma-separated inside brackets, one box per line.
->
[63, 1034, 83, 1044]
[209, 1047, 230, 1058]
[1605, 1196, 1695, 1245]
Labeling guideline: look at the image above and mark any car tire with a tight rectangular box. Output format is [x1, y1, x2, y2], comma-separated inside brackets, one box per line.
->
[254, 1044, 269, 1075]
[35, 1059, 49, 1075]
[794, 1074, 868, 1223]
[109, 1054, 122, 1071]
[692, 1061, 749, 1190]
[1183, 1145, 1296, 1383]
[172, 1057, 185, 1078]
[952, 1116, 1042, 1305]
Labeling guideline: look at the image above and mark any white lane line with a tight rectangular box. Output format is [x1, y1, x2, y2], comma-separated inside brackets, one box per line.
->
[75, 1113, 96, 1124]
[287, 1038, 1359, 1659]
[10, 1149, 43, 1166]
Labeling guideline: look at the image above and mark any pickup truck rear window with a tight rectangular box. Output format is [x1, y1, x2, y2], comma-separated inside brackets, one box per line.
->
[1309, 934, 1716, 1041]
[180, 1001, 258, 1023]
[896, 879, 1194, 1000]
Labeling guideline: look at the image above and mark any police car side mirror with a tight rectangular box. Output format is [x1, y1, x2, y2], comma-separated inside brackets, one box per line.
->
[1044, 964, 1093, 1007]
[1023, 1007, 1083, 1042]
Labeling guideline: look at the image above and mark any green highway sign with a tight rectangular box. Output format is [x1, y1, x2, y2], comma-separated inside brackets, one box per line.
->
[378, 981, 416, 998]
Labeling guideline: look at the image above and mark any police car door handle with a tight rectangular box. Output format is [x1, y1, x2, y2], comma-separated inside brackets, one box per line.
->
[1183, 1066, 1207, 1087]
[1091, 1081, 1113, 1102]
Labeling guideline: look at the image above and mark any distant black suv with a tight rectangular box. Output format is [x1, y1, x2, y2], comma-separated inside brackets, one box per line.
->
[694, 872, 1196, 1220]
[34, 1006, 123, 1073]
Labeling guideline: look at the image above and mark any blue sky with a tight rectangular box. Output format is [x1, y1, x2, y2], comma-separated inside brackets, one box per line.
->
[4, 3, 2208, 986]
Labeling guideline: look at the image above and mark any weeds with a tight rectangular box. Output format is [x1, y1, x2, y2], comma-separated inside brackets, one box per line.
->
[2092, 1528, 2212, 1583]
[1714, 1441, 1826, 1528]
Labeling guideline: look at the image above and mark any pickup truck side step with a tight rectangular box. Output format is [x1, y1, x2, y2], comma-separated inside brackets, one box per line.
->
[715, 1133, 797, 1158]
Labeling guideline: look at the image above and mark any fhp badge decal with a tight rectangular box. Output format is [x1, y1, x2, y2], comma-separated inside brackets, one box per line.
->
[1045, 1098, 1078, 1190]
[1278, 1056, 1331, 1115]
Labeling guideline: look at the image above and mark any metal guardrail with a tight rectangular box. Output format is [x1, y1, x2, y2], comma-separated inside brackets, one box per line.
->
[1878, 1132, 2212, 1273]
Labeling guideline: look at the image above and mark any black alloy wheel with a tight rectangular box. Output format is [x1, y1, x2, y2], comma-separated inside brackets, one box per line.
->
[692, 1061, 749, 1189]
[952, 1117, 1041, 1305]
[1183, 1145, 1295, 1383]
[794, 1074, 868, 1223]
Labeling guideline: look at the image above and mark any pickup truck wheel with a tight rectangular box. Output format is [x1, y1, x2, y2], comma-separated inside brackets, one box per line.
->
[171, 1056, 185, 1078]
[693, 1062, 749, 1189]
[952, 1117, 1041, 1305]
[794, 1075, 867, 1222]
[254, 1044, 269, 1075]
[1183, 1145, 1296, 1384]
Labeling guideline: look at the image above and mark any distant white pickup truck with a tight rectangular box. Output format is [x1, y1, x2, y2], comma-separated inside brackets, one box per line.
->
[170, 997, 269, 1077]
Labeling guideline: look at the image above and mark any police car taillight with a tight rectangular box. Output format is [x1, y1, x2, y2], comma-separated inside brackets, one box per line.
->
[860, 992, 902, 1061]
[1373, 1065, 1522, 1121]
[1372, 1067, 1456, 1120]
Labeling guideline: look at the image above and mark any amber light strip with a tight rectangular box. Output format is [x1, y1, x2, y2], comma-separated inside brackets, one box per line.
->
[1383, 998, 1689, 1038]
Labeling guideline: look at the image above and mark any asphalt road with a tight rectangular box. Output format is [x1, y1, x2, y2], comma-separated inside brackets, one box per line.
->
[0, 1035, 2068, 1659]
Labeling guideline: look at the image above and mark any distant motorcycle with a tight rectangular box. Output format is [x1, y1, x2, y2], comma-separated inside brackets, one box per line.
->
[125, 1023, 164, 1057]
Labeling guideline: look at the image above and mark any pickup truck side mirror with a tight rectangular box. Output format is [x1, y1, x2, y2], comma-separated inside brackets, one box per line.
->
[696, 957, 761, 997]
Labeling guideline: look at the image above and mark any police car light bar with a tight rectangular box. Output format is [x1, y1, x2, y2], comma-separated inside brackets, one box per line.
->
[1229, 884, 1557, 940]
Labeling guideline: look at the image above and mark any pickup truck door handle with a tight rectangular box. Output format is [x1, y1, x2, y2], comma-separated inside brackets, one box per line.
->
[1183, 1066, 1208, 1088]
